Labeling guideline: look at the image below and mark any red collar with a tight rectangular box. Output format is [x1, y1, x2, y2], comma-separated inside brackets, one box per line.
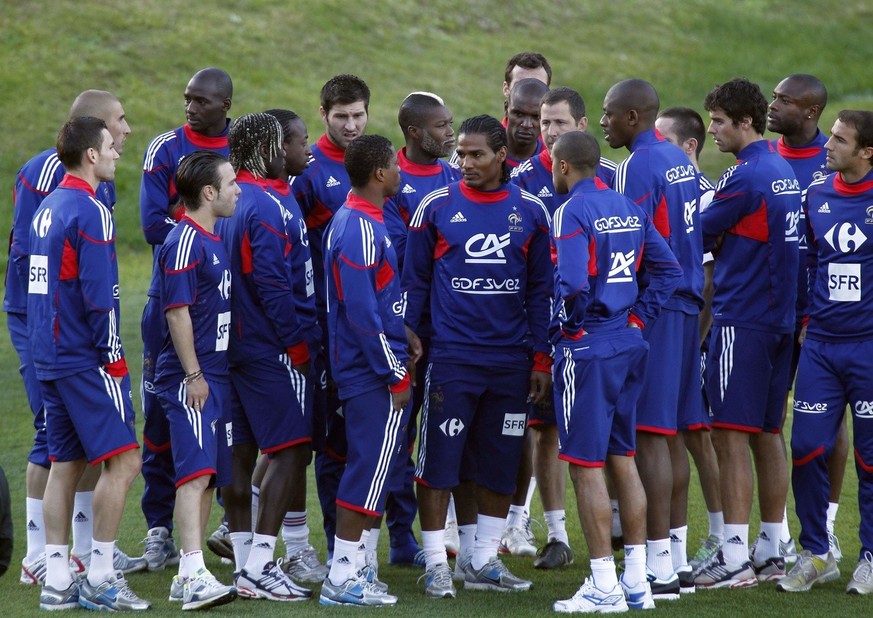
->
[236, 169, 268, 188]
[346, 193, 384, 222]
[398, 147, 443, 176]
[834, 171, 873, 195]
[180, 215, 220, 241]
[183, 123, 229, 149]
[266, 177, 291, 196]
[59, 174, 95, 196]
[317, 134, 346, 163]
[459, 180, 510, 202]
[538, 148, 553, 173]
[775, 136, 823, 159]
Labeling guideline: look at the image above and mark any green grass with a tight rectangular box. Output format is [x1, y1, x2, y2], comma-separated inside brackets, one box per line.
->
[0, 0, 871, 614]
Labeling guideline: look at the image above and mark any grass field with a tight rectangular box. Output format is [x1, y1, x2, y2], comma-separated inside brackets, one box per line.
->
[1, 0, 872, 614]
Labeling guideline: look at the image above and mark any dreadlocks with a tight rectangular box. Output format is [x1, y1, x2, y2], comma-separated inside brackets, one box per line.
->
[228, 112, 283, 179]
[459, 114, 511, 184]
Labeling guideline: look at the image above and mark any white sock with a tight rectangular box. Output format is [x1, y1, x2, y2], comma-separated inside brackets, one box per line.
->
[229, 531, 252, 572]
[181, 549, 206, 580]
[610, 499, 622, 537]
[282, 511, 309, 555]
[328, 536, 358, 586]
[458, 524, 476, 562]
[755, 522, 782, 562]
[25, 497, 45, 562]
[472, 514, 504, 570]
[624, 544, 646, 587]
[590, 556, 618, 590]
[365, 527, 380, 567]
[87, 540, 115, 586]
[780, 507, 792, 544]
[670, 526, 688, 568]
[523, 477, 537, 513]
[45, 544, 73, 590]
[251, 485, 260, 531]
[827, 502, 839, 533]
[544, 509, 569, 546]
[506, 505, 525, 530]
[446, 495, 457, 524]
[422, 529, 448, 570]
[244, 533, 276, 573]
[707, 511, 724, 541]
[355, 530, 369, 571]
[71, 491, 93, 557]
[722, 523, 749, 566]
[647, 538, 673, 580]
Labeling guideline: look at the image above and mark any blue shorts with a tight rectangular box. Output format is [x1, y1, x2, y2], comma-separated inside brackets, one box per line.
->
[157, 378, 231, 488]
[705, 325, 792, 433]
[8, 312, 49, 467]
[553, 328, 649, 467]
[415, 362, 529, 495]
[637, 310, 701, 434]
[231, 354, 312, 453]
[42, 368, 138, 464]
[336, 386, 411, 516]
[529, 389, 556, 426]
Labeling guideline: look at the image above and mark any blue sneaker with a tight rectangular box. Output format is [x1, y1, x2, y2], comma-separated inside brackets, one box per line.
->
[79, 571, 151, 611]
[464, 557, 532, 592]
[620, 574, 655, 609]
[319, 576, 398, 606]
[554, 577, 628, 613]
[39, 581, 80, 611]
[389, 539, 426, 567]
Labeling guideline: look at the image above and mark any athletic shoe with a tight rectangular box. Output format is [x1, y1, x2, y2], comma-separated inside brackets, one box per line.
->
[693, 550, 757, 589]
[464, 557, 532, 592]
[142, 526, 180, 571]
[753, 556, 786, 582]
[39, 581, 80, 611]
[689, 535, 720, 573]
[829, 530, 843, 562]
[847, 551, 873, 595]
[647, 570, 680, 600]
[444, 518, 460, 558]
[500, 526, 537, 557]
[776, 550, 839, 592]
[183, 567, 237, 610]
[79, 571, 151, 611]
[453, 553, 471, 582]
[420, 563, 456, 598]
[236, 561, 311, 601]
[534, 539, 574, 569]
[554, 577, 628, 613]
[388, 538, 427, 567]
[73, 546, 148, 575]
[168, 575, 184, 602]
[319, 576, 398, 606]
[20, 554, 47, 586]
[281, 545, 329, 584]
[782, 537, 798, 564]
[620, 574, 655, 610]
[206, 522, 235, 561]
[358, 563, 389, 593]
[676, 564, 695, 594]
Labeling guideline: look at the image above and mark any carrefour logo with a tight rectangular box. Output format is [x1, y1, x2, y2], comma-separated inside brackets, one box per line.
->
[823, 222, 867, 254]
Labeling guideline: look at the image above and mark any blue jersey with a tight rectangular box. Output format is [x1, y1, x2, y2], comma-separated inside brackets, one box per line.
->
[140, 122, 230, 298]
[216, 171, 315, 366]
[510, 148, 617, 215]
[5, 149, 115, 314]
[613, 129, 704, 314]
[804, 169, 873, 342]
[155, 217, 231, 387]
[701, 139, 800, 333]
[551, 177, 682, 340]
[323, 194, 410, 399]
[403, 181, 552, 369]
[27, 175, 125, 380]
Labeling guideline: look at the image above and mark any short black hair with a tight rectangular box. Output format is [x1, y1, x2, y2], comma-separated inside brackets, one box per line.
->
[541, 87, 586, 122]
[837, 110, 873, 153]
[344, 134, 394, 188]
[398, 92, 445, 139]
[659, 107, 707, 157]
[56, 116, 107, 170]
[176, 150, 228, 211]
[704, 78, 768, 135]
[321, 74, 370, 114]
[264, 108, 302, 141]
[504, 51, 552, 86]
[553, 131, 600, 173]
[459, 115, 510, 184]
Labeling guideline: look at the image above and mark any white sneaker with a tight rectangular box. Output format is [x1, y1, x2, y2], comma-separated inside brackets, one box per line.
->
[847, 551, 873, 595]
[236, 561, 312, 601]
[183, 568, 237, 610]
[554, 577, 628, 613]
[828, 530, 843, 562]
[500, 526, 537, 557]
[281, 545, 329, 584]
[620, 575, 655, 610]
[20, 554, 47, 586]
[444, 519, 460, 557]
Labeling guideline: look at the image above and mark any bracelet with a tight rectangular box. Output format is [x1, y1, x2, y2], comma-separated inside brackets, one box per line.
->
[183, 370, 203, 385]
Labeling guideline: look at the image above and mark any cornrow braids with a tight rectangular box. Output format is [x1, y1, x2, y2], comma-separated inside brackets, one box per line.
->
[228, 112, 283, 179]
[459, 114, 511, 184]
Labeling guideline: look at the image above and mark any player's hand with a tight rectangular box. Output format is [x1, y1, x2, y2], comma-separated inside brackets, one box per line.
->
[528, 370, 551, 405]
[293, 360, 311, 377]
[405, 326, 423, 365]
[391, 384, 411, 412]
[185, 378, 210, 412]
[405, 360, 417, 387]
[798, 324, 807, 346]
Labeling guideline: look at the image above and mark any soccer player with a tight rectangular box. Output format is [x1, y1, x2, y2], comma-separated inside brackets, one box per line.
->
[779, 110, 873, 594]
[139, 67, 234, 570]
[215, 113, 316, 602]
[550, 130, 682, 613]
[655, 106, 725, 580]
[29, 117, 148, 611]
[320, 135, 416, 606]
[505, 78, 549, 167]
[154, 150, 239, 610]
[6, 90, 144, 584]
[601, 78, 704, 597]
[768, 74, 840, 561]
[501, 51, 552, 117]
[404, 115, 552, 598]
[695, 77, 800, 588]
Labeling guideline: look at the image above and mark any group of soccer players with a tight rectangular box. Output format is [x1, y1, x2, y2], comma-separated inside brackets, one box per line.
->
[6, 50, 873, 612]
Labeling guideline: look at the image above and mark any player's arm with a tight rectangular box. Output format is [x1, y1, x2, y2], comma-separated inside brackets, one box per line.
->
[10, 162, 63, 290]
[165, 306, 208, 407]
[140, 141, 178, 245]
[552, 204, 591, 340]
[401, 191, 440, 334]
[700, 166, 754, 251]
[615, 155, 658, 219]
[525, 204, 553, 404]
[799, 200, 818, 343]
[383, 196, 410, 273]
[632, 214, 683, 326]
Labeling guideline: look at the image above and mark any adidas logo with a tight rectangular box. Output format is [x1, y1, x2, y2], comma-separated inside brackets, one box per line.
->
[537, 186, 553, 198]
[657, 549, 671, 557]
[74, 512, 88, 523]
[402, 184, 416, 194]
[49, 552, 64, 559]
[325, 176, 341, 188]
[212, 253, 220, 265]
[450, 211, 467, 223]
[726, 535, 744, 545]
[758, 531, 770, 541]
[93, 549, 104, 556]
[254, 542, 272, 549]
[818, 202, 830, 213]
[625, 547, 636, 557]
[669, 534, 680, 542]
[27, 519, 39, 531]
[336, 556, 351, 565]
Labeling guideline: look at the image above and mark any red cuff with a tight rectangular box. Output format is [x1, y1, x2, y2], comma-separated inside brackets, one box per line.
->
[104, 357, 128, 377]
[532, 351, 553, 374]
[286, 342, 310, 366]
[389, 373, 410, 393]
[802, 314, 809, 327]
[561, 328, 584, 341]
[628, 313, 645, 329]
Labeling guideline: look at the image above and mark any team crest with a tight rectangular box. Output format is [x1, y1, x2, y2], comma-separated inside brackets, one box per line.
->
[508, 207, 523, 233]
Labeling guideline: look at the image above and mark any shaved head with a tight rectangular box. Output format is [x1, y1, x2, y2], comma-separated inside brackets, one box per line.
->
[189, 67, 233, 100]
[553, 131, 600, 173]
[605, 79, 660, 123]
[68, 89, 130, 155]
[509, 78, 550, 107]
[780, 74, 827, 112]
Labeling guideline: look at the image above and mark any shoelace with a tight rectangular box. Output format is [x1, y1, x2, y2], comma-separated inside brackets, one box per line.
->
[855, 552, 873, 583]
